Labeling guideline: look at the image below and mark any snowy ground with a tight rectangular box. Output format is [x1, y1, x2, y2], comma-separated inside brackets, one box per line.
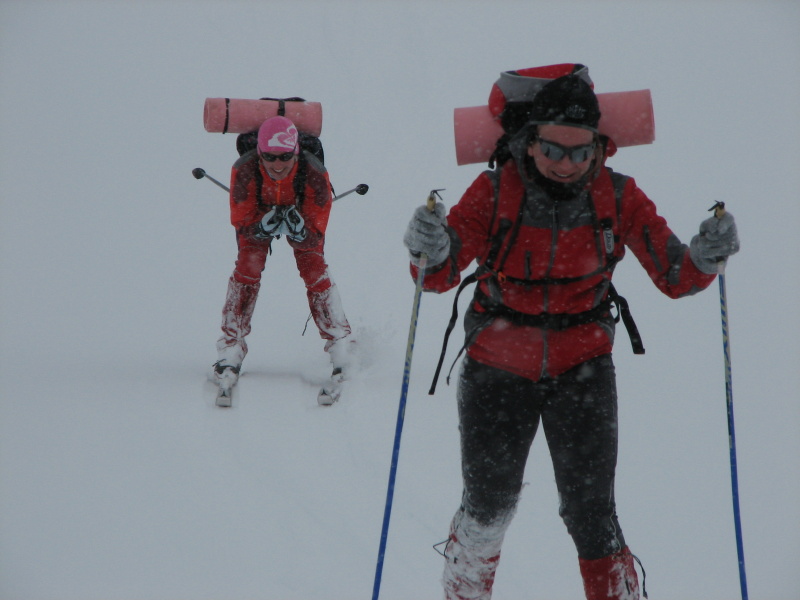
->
[1, 2, 798, 599]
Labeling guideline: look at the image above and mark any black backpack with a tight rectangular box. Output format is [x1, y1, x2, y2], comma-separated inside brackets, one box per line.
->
[234, 97, 327, 207]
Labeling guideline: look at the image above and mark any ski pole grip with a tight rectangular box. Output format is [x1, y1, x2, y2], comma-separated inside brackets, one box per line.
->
[426, 188, 445, 212]
[419, 189, 444, 267]
[709, 201, 728, 273]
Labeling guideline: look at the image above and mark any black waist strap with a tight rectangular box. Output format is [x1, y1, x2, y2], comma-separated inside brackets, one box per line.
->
[428, 277, 644, 395]
[474, 290, 614, 330]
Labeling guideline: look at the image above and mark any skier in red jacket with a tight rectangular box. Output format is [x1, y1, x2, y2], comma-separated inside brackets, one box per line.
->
[404, 72, 739, 599]
[214, 115, 354, 403]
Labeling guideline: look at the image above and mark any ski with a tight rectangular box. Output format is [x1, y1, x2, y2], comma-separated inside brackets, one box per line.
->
[210, 364, 344, 406]
[317, 368, 345, 406]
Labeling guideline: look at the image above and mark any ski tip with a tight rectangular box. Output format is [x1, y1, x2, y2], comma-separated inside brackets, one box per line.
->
[216, 389, 233, 408]
[317, 393, 337, 406]
[317, 386, 341, 406]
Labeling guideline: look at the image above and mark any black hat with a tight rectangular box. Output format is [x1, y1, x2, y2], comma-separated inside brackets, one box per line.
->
[529, 74, 601, 132]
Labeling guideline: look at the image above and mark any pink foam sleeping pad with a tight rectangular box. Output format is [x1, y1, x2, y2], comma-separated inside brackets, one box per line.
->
[454, 89, 655, 165]
[204, 98, 323, 136]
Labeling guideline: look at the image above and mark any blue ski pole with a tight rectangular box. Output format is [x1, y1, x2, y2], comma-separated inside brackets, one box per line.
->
[711, 201, 748, 600]
[372, 190, 443, 600]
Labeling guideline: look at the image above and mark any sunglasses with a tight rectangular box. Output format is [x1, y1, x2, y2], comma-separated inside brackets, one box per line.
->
[260, 151, 296, 162]
[535, 137, 596, 163]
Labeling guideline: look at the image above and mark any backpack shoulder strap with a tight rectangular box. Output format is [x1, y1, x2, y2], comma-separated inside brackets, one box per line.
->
[233, 148, 257, 170]
[481, 161, 527, 280]
[594, 168, 644, 354]
[231, 150, 269, 212]
[291, 152, 308, 208]
[588, 167, 629, 269]
[299, 150, 332, 208]
[608, 168, 628, 227]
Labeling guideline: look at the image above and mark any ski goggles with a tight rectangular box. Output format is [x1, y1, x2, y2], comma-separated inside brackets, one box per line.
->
[260, 151, 296, 162]
[535, 137, 597, 163]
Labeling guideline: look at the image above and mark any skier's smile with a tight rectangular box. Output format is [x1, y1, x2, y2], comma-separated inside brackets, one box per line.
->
[528, 124, 596, 183]
[260, 152, 297, 181]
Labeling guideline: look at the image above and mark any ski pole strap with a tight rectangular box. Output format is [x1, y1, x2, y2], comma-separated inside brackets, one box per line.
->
[428, 272, 478, 395]
[631, 552, 648, 599]
[607, 282, 645, 355]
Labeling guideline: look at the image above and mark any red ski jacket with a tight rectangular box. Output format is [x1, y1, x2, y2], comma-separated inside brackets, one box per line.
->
[228, 150, 332, 249]
[416, 160, 715, 382]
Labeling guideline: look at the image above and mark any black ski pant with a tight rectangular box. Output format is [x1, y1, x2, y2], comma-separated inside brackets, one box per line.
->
[456, 353, 627, 560]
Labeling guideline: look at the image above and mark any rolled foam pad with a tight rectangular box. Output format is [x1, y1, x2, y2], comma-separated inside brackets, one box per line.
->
[454, 89, 655, 166]
[204, 98, 323, 136]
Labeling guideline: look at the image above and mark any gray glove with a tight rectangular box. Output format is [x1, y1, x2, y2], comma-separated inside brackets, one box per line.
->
[403, 202, 450, 267]
[689, 211, 740, 274]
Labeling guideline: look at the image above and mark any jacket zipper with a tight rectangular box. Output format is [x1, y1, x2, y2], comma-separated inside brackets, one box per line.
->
[540, 203, 560, 379]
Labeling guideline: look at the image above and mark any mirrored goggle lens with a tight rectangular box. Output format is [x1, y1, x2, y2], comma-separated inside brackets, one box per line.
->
[538, 139, 596, 163]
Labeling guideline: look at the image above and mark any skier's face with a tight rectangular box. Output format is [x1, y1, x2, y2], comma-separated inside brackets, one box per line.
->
[528, 125, 596, 183]
[260, 152, 298, 181]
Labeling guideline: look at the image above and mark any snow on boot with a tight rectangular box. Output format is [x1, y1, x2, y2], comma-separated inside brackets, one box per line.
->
[317, 366, 345, 406]
[441, 509, 510, 600]
[327, 335, 357, 373]
[213, 362, 240, 408]
[213, 276, 259, 407]
[216, 276, 260, 366]
[317, 336, 355, 406]
[442, 536, 499, 600]
[579, 547, 640, 600]
[309, 282, 352, 346]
